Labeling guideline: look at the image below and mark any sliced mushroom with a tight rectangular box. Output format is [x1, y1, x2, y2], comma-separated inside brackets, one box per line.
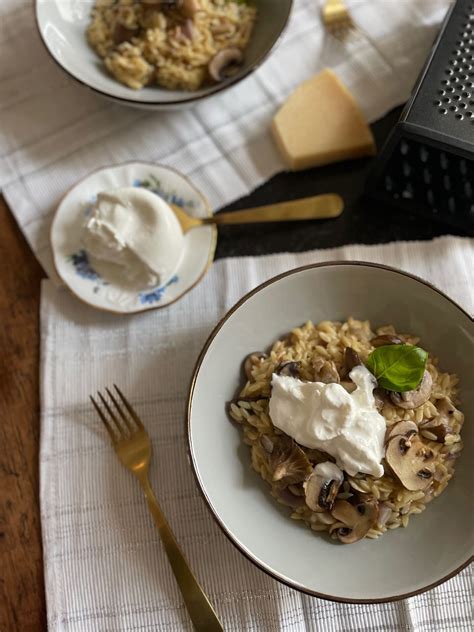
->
[385, 434, 436, 490]
[419, 396, 460, 441]
[387, 420, 418, 441]
[113, 24, 138, 45]
[390, 370, 432, 410]
[371, 334, 404, 347]
[180, 0, 200, 18]
[304, 462, 344, 512]
[302, 448, 336, 464]
[274, 486, 306, 508]
[373, 387, 386, 412]
[182, 18, 195, 39]
[377, 503, 393, 527]
[270, 436, 312, 485]
[340, 380, 357, 394]
[275, 361, 301, 378]
[243, 352, 267, 381]
[208, 47, 243, 82]
[331, 499, 379, 544]
[312, 358, 340, 384]
[343, 347, 361, 376]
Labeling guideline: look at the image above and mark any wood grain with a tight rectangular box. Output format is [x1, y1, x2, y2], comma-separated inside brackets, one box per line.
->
[0, 195, 47, 631]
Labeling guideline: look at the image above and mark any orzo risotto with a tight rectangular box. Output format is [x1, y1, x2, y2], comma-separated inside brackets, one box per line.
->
[227, 318, 464, 544]
[87, 0, 257, 90]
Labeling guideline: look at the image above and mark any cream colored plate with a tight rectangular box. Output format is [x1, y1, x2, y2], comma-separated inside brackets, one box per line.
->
[50, 162, 216, 314]
[188, 262, 473, 602]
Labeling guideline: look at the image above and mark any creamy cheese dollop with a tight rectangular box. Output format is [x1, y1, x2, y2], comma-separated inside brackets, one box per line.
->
[269, 365, 386, 477]
[82, 187, 184, 289]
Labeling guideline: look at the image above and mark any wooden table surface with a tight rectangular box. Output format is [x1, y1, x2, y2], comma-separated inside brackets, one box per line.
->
[0, 195, 47, 631]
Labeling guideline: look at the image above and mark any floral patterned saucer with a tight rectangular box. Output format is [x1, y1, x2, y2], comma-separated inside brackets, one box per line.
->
[50, 162, 217, 314]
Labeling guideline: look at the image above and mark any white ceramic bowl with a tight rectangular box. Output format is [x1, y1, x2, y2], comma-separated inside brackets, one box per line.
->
[187, 262, 473, 602]
[35, 0, 292, 110]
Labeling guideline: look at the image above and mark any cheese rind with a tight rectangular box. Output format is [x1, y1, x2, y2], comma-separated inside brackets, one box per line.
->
[272, 69, 376, 171]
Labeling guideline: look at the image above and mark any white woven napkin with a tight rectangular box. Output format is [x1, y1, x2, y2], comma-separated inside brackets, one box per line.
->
[40, 236, 473, 632]
[1, 0, 450, 279]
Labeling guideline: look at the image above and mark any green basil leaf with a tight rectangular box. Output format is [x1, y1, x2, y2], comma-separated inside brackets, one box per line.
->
[365, 344, 428, 392]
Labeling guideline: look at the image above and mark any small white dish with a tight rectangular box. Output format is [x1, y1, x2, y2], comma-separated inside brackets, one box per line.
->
[187, 262, 473, 602]
[50, 162, 216, 314]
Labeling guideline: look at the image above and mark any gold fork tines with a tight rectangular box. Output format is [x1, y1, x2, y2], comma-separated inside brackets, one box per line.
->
[90, 386, 223, 632]
[321, 0, 354, 40]
[321, 0, 392, 73]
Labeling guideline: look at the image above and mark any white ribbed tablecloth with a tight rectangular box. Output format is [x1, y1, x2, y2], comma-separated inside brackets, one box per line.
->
[40, 237, 473, 632]
[1, 0, 451, 280]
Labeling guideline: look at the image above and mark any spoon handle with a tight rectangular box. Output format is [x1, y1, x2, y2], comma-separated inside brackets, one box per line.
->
[204, 194, 343, 225]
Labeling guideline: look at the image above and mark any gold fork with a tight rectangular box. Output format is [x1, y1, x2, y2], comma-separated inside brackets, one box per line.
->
[321, 0, 392, 72]
[321, 0, 354, 39]
[170, 193, 343, 234]
[90, 385, 223, 632]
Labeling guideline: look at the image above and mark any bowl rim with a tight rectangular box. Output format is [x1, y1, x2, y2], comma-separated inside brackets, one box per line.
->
[186, 260, 473, 603]
[34, 0, 293, 107]
[49, 160, 217, 315]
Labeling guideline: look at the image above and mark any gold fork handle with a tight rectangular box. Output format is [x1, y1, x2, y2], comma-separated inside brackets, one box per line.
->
[140, 477, 223, 632]
[203, 193, 343, 225]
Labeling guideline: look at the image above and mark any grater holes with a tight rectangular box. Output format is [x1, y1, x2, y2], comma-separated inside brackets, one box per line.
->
[379, 140, 473, 223]
[436, 11, 474, 122]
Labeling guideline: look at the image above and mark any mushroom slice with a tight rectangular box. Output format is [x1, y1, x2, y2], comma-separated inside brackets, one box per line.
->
[390, 370, 433, 410]
[331, 499, 379, 544]
[270, 436, 312, 485]
[313, 358, 340, 384]
[385, 434, 436, 490]
[387, 420, 418, 441]
[274, 486, 306, 508]
[182, 18, 195, 40]
[275, 361, 301, 378]
[340, 381, 357, 394]
[342, 347, 361, 377]
[304, 462, 344, 512]
[372, 387, 386, 412]
[420, 396, 461, 441]
[371, 334, 404, 347]
[377, 503, 392, 527]
[180, 0, 199, 18]
[208, 47, 243, 82]
[113, 24, 138, 45]
[243, 352, 267, 381]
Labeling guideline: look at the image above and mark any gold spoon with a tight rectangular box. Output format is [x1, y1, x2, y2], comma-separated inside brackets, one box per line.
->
[170, 193, 343, 233]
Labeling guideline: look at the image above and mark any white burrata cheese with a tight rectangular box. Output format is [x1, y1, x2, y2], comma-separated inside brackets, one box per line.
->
[82, 187, 184, 288]
[269, 365, 386, 477]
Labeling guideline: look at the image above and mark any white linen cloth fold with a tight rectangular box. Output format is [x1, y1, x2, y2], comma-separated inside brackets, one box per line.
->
[40, 237, 473, 632]
[1, 0, 451, 279]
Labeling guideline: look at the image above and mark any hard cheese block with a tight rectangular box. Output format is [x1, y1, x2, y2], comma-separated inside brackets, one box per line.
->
[272, 69, 376, 171]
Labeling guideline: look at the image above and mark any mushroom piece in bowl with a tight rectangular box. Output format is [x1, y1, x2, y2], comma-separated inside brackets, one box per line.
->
[187, 261, 473, 602]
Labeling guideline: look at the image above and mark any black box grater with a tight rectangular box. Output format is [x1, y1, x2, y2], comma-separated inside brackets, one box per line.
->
[367, 0, 474, 233]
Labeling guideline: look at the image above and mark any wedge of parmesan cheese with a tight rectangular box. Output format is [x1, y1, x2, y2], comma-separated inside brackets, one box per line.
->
[272, 69, 376, 171]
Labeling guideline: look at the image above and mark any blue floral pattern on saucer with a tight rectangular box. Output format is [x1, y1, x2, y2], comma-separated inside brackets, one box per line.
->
[140, 275, 179, 305]
[133, 174, 195, 210]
